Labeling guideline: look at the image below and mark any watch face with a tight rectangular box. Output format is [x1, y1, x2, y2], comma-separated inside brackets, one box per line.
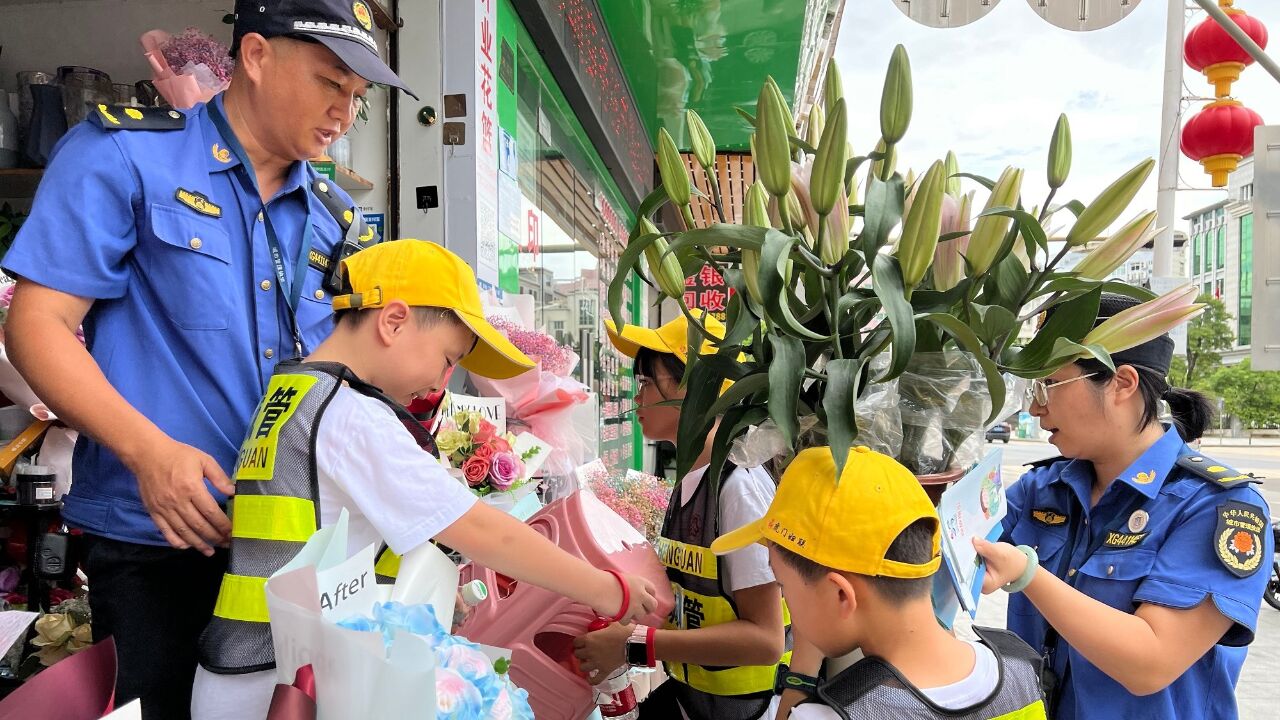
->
[626, 640, 648, 667]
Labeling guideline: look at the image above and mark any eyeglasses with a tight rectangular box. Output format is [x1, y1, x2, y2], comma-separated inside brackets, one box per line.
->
[1025, 372, 1099, 409]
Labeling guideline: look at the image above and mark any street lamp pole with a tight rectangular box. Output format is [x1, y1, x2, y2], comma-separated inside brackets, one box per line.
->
[1155, 0, 1186, 279]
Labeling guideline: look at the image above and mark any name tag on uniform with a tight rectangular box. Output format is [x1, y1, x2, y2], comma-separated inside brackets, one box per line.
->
[1103, 531, 1148, 549]
[175, 188, 222, 218]
[308, 248, 333, 273]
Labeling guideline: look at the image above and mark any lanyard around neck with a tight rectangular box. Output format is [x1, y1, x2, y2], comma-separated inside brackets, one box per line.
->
[207, 100, 313, 359]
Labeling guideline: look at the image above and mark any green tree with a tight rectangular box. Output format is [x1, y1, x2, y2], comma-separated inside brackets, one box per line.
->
[1168, 295, 1234, 391]
[1208, 359, 1280, 429]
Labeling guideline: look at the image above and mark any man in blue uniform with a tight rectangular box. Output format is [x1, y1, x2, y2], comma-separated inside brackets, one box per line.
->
[1, 1, 413, 716]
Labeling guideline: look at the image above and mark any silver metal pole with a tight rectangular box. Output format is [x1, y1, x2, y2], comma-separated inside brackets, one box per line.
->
[1191, 0, 1280, 86]
[1155, 0, 1185, 278]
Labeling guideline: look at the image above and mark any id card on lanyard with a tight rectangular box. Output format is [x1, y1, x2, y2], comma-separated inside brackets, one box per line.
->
[207, 101, 313, 359]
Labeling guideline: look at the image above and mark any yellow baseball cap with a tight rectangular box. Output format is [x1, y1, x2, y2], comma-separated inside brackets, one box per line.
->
[711, 446, 941, 579]
[332, 240, 535, 380]
[605, 309, 727, 362]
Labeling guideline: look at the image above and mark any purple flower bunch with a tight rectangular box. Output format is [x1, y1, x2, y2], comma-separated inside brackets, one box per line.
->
[161, 27, 234, 83]
[486, 316, 576, 377]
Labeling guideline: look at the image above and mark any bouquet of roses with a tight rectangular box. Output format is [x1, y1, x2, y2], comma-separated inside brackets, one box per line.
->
[576, 461, 672, 544]
[469, 318, 591, 478]
[435, 411, 540, 497]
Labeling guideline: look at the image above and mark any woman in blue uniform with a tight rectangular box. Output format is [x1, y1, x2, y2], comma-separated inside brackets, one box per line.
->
[975, 294, 1271, 720]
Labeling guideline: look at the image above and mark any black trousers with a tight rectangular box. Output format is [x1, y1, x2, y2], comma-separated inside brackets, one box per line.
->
[83, 535, 227, 720]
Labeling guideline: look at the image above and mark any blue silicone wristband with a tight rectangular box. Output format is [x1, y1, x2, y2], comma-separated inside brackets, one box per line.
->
[1002, 544, 1039, 594]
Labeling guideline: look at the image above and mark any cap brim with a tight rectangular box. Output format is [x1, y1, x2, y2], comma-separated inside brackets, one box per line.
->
[310, 34, 419, 100]
[455, 310, 535, 380]
[710, 519, 768, 556]
[605, 319, 672, 359]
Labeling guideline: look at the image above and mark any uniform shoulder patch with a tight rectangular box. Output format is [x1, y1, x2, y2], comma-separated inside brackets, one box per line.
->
[87, 104, 186, 131]
[1175, 454, 1260, 488]
[1214, 500, 1267, 577]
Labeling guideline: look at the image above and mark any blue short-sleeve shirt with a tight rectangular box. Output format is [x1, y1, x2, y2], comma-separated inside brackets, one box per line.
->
[1001, 427, 1271, 720]
[2, 95, 352, 545]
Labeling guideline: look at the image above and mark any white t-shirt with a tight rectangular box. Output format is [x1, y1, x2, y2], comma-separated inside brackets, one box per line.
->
[764, 640, 1000, 719]
[678, 464, 777, 593]
[192, 386, 478, 720]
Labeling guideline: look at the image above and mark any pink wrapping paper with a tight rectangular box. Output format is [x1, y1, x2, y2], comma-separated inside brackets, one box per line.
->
[470, 363, 590, 477]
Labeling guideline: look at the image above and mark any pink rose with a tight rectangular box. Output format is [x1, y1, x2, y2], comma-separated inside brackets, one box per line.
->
[489, 452, 525, 491]
[473, 420, 497, 445]
[462, 455, 490, 487]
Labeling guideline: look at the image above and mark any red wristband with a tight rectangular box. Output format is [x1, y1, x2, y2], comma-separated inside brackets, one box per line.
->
[605, 569, 630, 623]
[645, 626, 656, 668]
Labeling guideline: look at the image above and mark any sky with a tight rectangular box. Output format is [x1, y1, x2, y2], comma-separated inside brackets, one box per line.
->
[833, 0, 1280, 238]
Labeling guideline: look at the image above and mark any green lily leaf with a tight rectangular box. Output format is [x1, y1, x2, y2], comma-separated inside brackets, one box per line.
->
[871, 254, 916, 381]
[861, 175, 905, 259]
[768, 334, 805, 448]
[758, 232, 830, 341]
[954, 172, 996, 192]
[706, 405, 769, 495]
[607, 230, 674, 330]
[822, 358, 865, 480]
[675, 359, 731, 478]
[1007, 288, 1102, 372]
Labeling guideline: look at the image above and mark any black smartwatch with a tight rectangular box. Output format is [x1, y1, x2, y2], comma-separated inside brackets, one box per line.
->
[773, 664, 820, 696]
[625, 637, 649, 667]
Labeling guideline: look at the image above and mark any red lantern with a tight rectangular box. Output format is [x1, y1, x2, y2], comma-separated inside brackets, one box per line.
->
[1181, 99, 1264, 187]
[1184, 4, 1269, 97]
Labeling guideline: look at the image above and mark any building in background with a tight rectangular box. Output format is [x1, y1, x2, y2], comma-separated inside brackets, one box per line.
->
[1186, 157, 1255, 364]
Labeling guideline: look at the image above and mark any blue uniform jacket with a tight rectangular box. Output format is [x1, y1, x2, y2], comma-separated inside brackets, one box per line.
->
[1001, 427, 1271, 720]
[2, 95, 354, 545]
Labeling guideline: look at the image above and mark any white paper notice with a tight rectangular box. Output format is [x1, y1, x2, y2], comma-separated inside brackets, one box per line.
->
[0, 610, 38, 652]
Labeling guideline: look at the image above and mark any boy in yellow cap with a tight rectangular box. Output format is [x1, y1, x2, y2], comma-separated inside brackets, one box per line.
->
[193, 240, 658, 719]
[712, 446, 1047, 719]
[574, 311, 790, 720]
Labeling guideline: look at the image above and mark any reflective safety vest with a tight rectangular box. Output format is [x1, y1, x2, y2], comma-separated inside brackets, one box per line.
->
[657, 464, 792, 720]
[808, 627, 1048, 720]
[198, 361, 434, 674]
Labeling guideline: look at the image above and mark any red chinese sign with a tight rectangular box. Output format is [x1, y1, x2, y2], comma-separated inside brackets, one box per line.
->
[682, 264, 735, 321]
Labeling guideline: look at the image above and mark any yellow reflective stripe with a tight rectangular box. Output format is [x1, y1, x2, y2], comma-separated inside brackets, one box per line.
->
[213, 573, 269, 623]
[989, 700, 1048, 719]
[375, 548, 402, 578]
[655, 537, 718, 581]
[678, 651, 792, 695]
[234, 374, 318, 481]
[664, 584, 793, 695]
[230, 495, 317, 542]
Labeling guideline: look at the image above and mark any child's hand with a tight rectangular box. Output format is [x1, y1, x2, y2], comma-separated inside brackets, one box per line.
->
[973, 537, 1031, 594]
[593, 572, 658, 623]
[572, 621, 631, 681]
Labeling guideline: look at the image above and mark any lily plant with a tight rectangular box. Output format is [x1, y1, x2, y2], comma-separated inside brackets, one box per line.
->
[607, 45, 1204, 482]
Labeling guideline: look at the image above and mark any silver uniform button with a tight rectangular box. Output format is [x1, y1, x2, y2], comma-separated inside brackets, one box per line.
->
[189, 237, 203, 250]
[264, 348, 274, 359]
[260, 280, 272, 291]
[314, 290, 325, 300]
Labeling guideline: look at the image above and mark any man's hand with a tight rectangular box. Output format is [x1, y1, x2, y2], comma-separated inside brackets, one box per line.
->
[129, 438, 235, 555]
[573, 621, 632, 681]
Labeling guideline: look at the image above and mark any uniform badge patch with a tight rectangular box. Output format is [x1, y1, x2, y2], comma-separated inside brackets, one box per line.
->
[1128, 509, 1149, 533]
[1032, 508, 1068, 526]
[308, 248, 333, 273]
[1132, 470, 1157, 485]
[353, 1, 373, 30]
[1214, 500, 1266, 578]
[175, 189, 222, 218]
[212, 143, 232, 164]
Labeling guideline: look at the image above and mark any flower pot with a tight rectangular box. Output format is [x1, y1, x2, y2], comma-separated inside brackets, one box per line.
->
[915, 467, 965, 506]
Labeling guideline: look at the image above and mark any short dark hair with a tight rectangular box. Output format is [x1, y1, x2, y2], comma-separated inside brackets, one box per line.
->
[334, 305, 468, 331]
[773, 518, 937, 602]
